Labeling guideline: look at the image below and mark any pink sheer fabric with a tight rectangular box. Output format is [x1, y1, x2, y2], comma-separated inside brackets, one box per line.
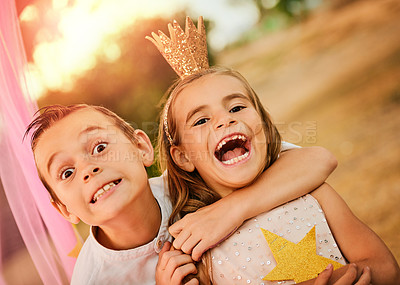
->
[0, 0, 77, 283]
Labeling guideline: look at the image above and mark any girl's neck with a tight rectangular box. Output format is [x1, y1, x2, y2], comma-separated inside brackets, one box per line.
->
[95, 187, 162, 250]
[204, 179, 236, 198]
[214, 186, 234, 198]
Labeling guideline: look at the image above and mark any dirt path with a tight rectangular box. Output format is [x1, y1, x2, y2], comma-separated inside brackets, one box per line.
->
[218, 0, 400, 263]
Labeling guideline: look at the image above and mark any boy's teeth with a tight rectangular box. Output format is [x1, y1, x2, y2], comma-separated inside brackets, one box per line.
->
[222, 151, 249, 165]
[92, 181, 117, 203]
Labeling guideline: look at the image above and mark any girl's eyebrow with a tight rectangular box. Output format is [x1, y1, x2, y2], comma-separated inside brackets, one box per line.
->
[222, 92, 249, 104]
[185, 93, 249, 124]
[186, 105, 207, 124]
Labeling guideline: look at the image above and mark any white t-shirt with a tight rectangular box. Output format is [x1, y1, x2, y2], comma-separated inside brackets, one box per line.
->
[70, 176, 172, 285]
[281, 141, 301, 152]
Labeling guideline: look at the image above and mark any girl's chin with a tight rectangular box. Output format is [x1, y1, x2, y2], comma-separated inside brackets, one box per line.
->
[220, 176, 258, 189]
[219, 167, 263, 187]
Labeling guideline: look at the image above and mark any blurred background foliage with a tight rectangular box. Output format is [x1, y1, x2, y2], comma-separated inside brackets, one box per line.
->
[19, 5, 220, 176]
[17, 0, 330, 177]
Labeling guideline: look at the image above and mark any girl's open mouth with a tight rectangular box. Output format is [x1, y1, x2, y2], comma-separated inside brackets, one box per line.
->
[90, 179, 122, 204]
[214, 134, 250, 165]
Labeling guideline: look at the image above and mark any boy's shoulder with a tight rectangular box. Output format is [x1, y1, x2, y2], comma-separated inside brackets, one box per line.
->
[149, 174, 169, 198]
[148, 175, 164, 189]
[148, 174, 172, 226]
[71, 226, 163, 284]
[70, 230, 103, 284]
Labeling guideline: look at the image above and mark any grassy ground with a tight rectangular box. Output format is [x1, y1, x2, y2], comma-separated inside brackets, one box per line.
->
[218, 0, 400, 264]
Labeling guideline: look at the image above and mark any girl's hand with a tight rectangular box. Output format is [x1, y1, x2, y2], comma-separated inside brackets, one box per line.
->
[169, 198, 242, 261]
[170, 146, 338, 262]
[156, 241, 199, 285]
[313, 264, 371, 285]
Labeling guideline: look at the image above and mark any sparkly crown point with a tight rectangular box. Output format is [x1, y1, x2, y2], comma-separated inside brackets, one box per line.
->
[146, 16, 209, 79]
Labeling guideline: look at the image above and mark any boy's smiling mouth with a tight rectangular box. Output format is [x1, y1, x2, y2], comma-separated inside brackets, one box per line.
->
[91, 179, 122, 203]
[214, 134, 250, 165]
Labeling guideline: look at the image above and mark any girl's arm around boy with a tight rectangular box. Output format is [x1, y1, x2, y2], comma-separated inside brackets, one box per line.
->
[170, 146, 337, 261]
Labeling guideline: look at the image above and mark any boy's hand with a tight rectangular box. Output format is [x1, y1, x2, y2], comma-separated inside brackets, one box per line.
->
[156, 241, 199, 285]
[313, 264, 371, 285]
[169, 199, 242, 261]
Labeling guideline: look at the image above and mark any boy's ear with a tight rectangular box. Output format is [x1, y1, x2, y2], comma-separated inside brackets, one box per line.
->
[170, 145, 195, 172]
[134, 129, 154, 167]
[51, 201, 80, 224]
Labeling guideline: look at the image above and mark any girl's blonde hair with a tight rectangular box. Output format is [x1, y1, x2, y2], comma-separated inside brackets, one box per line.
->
[157, 66, 281, 283]
[157, 66, 281, 225]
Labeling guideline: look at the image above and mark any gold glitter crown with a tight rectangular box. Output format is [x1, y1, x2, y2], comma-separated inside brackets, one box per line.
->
[146, 16, 209, 79]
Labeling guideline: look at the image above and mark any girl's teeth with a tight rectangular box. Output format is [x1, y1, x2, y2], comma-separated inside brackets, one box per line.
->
[222, 151, 249, 165]
[216, 135, 247, 151]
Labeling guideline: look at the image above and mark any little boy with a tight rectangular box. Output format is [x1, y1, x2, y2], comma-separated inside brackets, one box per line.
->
[25, 104, 340, 284]
[26, 104, 183, 284]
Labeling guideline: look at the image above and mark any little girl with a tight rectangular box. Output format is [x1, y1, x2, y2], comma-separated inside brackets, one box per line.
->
[148, 18, 399, 284]
[157, 66, 399, 284]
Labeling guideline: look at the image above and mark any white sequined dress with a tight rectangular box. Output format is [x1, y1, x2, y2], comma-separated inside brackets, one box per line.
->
[210, 194, 347, 284]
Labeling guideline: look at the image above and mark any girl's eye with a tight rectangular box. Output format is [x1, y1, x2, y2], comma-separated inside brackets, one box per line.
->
[93, 143, 107, 154]
[61, 168, 74, 180]
[194, 118, 209, 126]
[230, 106, 246, 113]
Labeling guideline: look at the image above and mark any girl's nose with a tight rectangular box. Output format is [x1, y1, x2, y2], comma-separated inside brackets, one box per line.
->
[216, 120, 236, 129]
[215, 111, 237, 129]
[83, 166, 101, 182]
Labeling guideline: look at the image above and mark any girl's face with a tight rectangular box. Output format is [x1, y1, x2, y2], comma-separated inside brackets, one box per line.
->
[171, 74, 268, 197]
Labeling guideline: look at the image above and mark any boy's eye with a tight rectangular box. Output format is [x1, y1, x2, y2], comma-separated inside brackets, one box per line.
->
[194, 118, 209, 126]
[61, 168, 74, 180]
[230, 106, 245, 113]
[93, 143, 107, 154]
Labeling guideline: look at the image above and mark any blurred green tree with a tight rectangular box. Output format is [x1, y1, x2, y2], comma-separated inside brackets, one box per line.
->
[229, 0, 324, 20]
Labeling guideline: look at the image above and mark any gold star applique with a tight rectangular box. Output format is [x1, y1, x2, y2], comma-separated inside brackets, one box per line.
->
[262, 226, 343, 283]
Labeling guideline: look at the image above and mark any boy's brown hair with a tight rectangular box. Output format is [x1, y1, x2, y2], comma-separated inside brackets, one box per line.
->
[25, 104, 137, 203]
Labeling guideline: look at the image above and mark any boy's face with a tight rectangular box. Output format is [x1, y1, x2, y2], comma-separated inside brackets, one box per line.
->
[34, 108, 153, 226]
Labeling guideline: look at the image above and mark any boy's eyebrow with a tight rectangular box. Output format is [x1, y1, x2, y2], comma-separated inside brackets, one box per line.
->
[78, 125, 106, 137]
[47, 126, 106, 173]
[47, 153, 59, 174]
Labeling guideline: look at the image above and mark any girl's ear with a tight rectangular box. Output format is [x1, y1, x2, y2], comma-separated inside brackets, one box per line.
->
[51, 201, 80, 224]
[170, 145, 195, 172]
[134, 129, 154, 167]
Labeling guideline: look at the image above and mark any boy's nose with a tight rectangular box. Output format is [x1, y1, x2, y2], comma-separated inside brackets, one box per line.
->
[83, 167, 101, 182]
